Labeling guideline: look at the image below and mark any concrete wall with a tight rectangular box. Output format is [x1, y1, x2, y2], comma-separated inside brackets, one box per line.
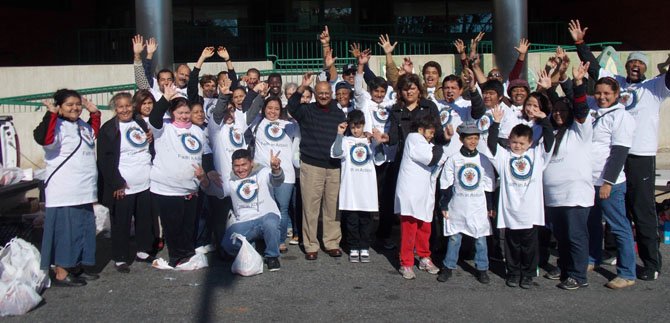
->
[3, 53, 670, 169]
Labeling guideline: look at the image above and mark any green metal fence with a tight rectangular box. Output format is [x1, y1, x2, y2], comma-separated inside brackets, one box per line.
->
[0, 84, 137, 114]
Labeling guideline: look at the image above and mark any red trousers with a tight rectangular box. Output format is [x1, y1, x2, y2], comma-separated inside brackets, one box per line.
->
[399, 216, 432, 267]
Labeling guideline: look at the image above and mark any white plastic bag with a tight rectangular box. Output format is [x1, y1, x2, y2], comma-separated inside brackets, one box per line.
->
[93, 204, 111, 236]
[0, 280, 43, 316]
[175, 253, 209, 271]
[0, 238, 49, 292]
[0, 167, 23, 186]
[230, 233, 263, 276]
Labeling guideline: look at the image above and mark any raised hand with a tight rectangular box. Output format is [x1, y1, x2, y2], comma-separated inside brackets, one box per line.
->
[132, 34, 145, 55]
[219, 78, 233, 95]
[378, 34, 397, 55]
[453, 39, 466, 54]
[532, 109, 547, 120]
[337, 121, 347, 135]
[349, 43, 362, 58]
[401, 57, 413, 74]
[514, 38, 530, 58]
[82, 97, 99, 113]
[358, 48, 371, 66]
[217, 46, 230, 61]
[568, 19, 588, 43]
[323, 48, 337, 68]
[200, 46, 215, 59]
[319, 25, 330, 45]
[270, 149, 281, 171]
[42, 99, 58, 114]
[537, 69, 552, 90]
[444, 124, 454, 141]
[301, 72, 314, 88]
[555, 46, 567, 61]
[461, 67, 476, 90]
[145, 37, 158, 56]
[163, 82, 179, 100]
[253, 82, 269, 95]
[491, 104, 504, 123]
[573, 61, 590, 85]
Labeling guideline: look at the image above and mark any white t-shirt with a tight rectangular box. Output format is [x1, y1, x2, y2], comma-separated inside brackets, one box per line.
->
[588, 102, 636, 186]
[227, 166, 281, 225]
[599, 69, 670, 156]
[253, 118, 297, 184]
[460, 106, 495, 154]
[331, 136, 379, 212]
[353, 79, 397, 163]
[488, 142, 552, 230]
[43, 118, 98, 207]
[118, 121, 152, 195]
[543, 119, 595, 207]
[440, 152, 495, 238]
[437, 97, 468, 158]
[208, 120, 247, 198]
[394, 133, 446, 222]
[149, 122, 205, 196]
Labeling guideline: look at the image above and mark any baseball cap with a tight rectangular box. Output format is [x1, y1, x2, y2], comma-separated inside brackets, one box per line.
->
[626, 51, 649, 67]
[457, 121, 481, 135]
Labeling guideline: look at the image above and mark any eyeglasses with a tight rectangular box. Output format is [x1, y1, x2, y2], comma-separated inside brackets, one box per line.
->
[488, 73, 502, 78]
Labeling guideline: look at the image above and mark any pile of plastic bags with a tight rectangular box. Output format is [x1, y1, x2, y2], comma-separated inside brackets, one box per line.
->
[0, 238, 50, 316]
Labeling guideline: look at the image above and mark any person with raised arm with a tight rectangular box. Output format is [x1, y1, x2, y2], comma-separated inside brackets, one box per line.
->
[34, 90, 101, 286]
[569, 19, 670, 281]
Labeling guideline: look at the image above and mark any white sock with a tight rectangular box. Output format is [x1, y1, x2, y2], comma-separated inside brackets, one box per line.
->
[115, 262, 127, 266]
[136, 252, 150, 259]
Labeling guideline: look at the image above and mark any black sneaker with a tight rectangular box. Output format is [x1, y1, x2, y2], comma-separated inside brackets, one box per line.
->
[115, 263, 130, 274]
[557, 277, 589, 290]
[437, 268, 453, 282]
[638, 267, 659, 281]
[544, 267, 561, 280]
[519, 276, 533, 289]
[506, 276, 520, 287]
[72, 268, 100, 281]
[477, 270, 490, 284]
[267, 257, 281, 272]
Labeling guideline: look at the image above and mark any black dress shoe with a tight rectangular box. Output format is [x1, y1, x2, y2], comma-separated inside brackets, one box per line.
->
[53, 274, 87, 287]
[325, 249, 342, 257]
[115, 263, 130, 273]
[72, 269, 100, 281]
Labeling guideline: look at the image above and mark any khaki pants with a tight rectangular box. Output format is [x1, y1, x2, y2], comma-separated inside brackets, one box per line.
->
[300, 162, 341, 253]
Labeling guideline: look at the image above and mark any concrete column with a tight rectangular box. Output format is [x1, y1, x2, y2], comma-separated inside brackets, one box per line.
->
[493, 0, 527, 79]
[135, 0, 174, 72]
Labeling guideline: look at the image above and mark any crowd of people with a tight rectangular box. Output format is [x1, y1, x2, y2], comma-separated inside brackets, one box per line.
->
[34, 20, 669, 290]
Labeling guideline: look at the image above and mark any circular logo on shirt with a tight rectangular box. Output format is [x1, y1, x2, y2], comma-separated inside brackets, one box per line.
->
[265, 122, 286, 141]
[458, 163, 481, 190]
[619, 88, 638, 110]
[373, 107, 389, 123]
[125, 126, 147, 147]
[349, 143, 370, 166]
[439, 107, 453, 127]
[477, 115, 493, 133]
[228, 127, 244, 148]
[79, 126, 95, 148]
[509, 155, 533, 180]
[181, 133, 202, 154]
[236, 178, 258, 202]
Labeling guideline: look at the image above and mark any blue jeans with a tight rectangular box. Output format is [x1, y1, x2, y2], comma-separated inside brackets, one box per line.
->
[442, 233, 489, 271]
[548, 206, 590, 284]
[588, 183, 636, 279]
[221, 213, 281, 258]
[273, 183, 294, 245]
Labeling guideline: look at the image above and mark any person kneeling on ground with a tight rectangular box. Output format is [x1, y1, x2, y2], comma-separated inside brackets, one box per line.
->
[222, 149, 284, 271]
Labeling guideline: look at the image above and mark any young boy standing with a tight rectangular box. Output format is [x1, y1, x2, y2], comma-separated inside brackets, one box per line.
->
[437, 122, 495, 284]
[395, 115, 448, 279]
[487, 105, 554, 289]
[331, 110, 385, 262]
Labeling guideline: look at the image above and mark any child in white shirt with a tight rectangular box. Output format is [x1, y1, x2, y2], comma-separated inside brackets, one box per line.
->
[437, 122, 495, 284]
[487, 103, 554, 289]
[395, 115, 448, 279]
[331, 110, 385, 263]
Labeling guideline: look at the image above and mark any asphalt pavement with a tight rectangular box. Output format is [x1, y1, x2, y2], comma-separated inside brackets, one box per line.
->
[5, 232, 670, 322]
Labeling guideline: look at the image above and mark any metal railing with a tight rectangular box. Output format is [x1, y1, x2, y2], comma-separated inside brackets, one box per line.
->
[0, 84, 137, 114]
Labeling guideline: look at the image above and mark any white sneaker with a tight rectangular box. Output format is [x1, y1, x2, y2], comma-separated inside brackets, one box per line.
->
[287, 228, 293, 238]
[399, 266, 416, 279]
[360, 249, 370, 263]
[349, 250, 360, 263]
[419, 257, 439, 274]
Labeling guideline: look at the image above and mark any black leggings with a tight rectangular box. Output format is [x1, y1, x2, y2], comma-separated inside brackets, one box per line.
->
[110, 189, 154, 262]
[154, 194, 198, 266]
